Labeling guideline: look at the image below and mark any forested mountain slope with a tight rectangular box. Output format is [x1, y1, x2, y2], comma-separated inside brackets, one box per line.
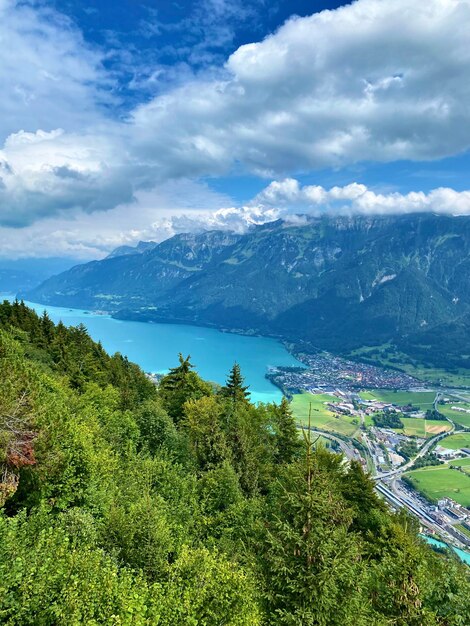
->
[25, 214, 470, 369]
[0, 300, 469, 624]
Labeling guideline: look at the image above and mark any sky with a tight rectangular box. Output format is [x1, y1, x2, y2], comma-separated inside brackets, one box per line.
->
[2, 0, 470, 259]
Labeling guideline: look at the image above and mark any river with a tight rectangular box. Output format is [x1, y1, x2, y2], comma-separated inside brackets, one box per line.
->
[421, 535, 470, 565]
[1, 295, 302, 403]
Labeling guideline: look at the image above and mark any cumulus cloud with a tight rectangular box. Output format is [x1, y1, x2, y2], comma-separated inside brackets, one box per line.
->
[3, 0, 470, 232]
[132, 0, 470, 175]
[0, 128, 133, 226]
[251, 178, 470, 216]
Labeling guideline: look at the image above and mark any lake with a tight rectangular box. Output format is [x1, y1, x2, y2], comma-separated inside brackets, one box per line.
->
[2, 295, 302, 404]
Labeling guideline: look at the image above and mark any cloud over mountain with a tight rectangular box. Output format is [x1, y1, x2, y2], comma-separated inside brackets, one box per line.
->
[252, 179, 470, 216]
[2, 0, 470, 246]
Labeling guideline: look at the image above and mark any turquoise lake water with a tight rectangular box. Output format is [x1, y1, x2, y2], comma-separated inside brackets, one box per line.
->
[3, 295, 302, 404]
[421, 535, 470, 565]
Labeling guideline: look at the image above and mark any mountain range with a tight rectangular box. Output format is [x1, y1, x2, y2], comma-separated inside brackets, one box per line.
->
[23, 214, 470, 371]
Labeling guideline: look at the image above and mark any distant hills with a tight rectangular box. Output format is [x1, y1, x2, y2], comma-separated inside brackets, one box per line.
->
[0, 257, 80, 294]
[23, 214, 470, 371]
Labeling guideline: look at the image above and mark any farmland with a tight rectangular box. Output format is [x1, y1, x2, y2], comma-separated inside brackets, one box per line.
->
[359, 389, 436, 410]
[440, 432, 470, 450]
[395, 417, 452, 438]
[405, 459, 470, 507]
[290, 392, 359, 437]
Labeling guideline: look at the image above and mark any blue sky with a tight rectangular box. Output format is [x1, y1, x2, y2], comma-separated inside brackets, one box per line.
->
[1, 0, 470, 258]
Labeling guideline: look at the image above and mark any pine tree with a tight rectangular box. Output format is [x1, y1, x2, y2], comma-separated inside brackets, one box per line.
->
[261, 438, 367, 625]
[161, 354, 194, 390]
[40, 310, 54, 345]
[274, 397, 301, 464]
[220, 363, 250, 402]
[159, 354, 212, 421]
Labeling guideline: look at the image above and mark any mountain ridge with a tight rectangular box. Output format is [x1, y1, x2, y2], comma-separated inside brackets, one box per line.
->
[23, 213, 470, 370]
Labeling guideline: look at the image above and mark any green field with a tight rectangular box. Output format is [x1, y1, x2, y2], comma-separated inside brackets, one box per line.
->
[291, 392, 359, 437]
[359, 389, 436, 410]
[405, 460, 470, 507]
[439, 404, 470, 428]
[440, 432, 470, 450]
[392, 417, 452, 438]
[351, 346, 470, 387]
[359, 391, 377, 401]
[456, 524, 470, 539]
[363, 413, 376, 428]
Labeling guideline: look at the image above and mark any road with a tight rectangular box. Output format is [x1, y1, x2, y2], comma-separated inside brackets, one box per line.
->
[297, 399, 468, 552]
[297, 425, 362, 461]
[373, 393, 455, 480]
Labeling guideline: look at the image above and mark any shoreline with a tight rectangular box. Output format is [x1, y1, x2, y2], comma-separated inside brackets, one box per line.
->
[11, 294, 470, 392]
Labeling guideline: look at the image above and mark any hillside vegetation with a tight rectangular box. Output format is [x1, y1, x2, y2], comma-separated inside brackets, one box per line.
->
[1, 300, 470, 625]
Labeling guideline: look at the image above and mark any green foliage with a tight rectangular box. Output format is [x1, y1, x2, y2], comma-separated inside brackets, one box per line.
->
[399, 438, 419, 460]
[220, 362, 250, 402]
[1, 303, 470, 625]
[0, 509, 150, 625]
[372, 411, 404, 429]
[426, 408, 447, 421]
[261, 451, 368, 625]
[411, 452, 443, 470]
[183, 395, 230, 471]
[159, 353, 213, 421]
[149, 545, 263, 626]
[271, 397, 302, 464]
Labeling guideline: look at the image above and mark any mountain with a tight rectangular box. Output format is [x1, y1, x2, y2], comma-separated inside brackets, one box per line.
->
[106, 240, 158, 259]
[24, 214, 470, 369]
[0, 257, 81, 294]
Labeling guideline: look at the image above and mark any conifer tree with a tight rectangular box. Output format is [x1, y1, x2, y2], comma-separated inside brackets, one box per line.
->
[220, 363, 250, 401]
[274, 397, 301, 464]
[159, 354, 212, 421]
[162, 353, 194, 389]
[261, 437, 367, 625]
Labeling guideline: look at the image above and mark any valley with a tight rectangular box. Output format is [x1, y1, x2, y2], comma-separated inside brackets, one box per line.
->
[22, 214, 470, 382]
[290, 385, 470, 562]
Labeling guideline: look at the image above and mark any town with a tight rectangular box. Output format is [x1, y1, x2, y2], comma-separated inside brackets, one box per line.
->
[267, 349, 420, 395]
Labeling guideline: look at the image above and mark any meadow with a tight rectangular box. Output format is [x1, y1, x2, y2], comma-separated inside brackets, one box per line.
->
[290, 392, 359, 437]
[440, 432, 470, 450]
[405, 458, 470, 507]
[359, 389, 436, 410]
[439, 403, 470, 428]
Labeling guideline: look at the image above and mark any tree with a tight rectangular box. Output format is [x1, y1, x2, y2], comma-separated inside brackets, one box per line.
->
[134, 398, 179, 456]
[220, 363, 250, 402]
[260, 440, 368, 625]
[183, 396, 229, 471]
[159, 354, 212, 421]
[272, 397, 302, 464]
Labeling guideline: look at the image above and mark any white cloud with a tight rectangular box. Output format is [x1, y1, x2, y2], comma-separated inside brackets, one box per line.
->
[0, 0, 110, 142]
[3, 0, 470, 234]
[251, 178, 470, 216]
[5, 175, 470, 260]
[0, 127, 133, 226]
[132, 0, 470, 175]
[0, 179, 236, 259]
